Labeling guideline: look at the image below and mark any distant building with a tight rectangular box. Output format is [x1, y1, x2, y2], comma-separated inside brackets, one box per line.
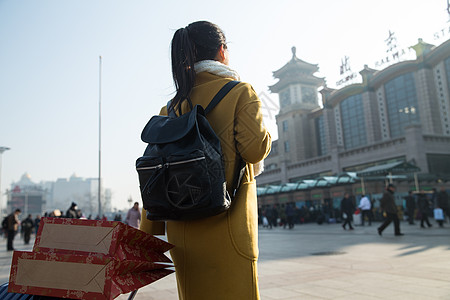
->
[6, 173, 45, 217]
[51, 173, 111, 217]
[258, 39, 450, 188]
[7, 173, 111, 217]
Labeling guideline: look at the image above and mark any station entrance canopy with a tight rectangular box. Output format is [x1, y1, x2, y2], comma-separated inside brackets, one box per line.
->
[356, 161, 421, 177]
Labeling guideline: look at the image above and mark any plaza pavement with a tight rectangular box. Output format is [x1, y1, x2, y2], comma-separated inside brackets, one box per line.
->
[0, 221, 449, 299]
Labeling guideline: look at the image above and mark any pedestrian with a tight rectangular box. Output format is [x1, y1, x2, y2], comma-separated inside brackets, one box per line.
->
[437, 187, 449, 222]
[404, 190, 416, 225]
[49, 209, 61, 218]
[286, 203, 295, 229]
[279, 204, 287, 228]
[65, 202, 81, 219]
[418, 192, 432, 228]
[377, 184, 404, 236]
[433, 206, 445, 227]
[6, 209, 21, 251]
[139, 21, 271, 300]
[34, 215, 41, 234]
[358, 194, 372, 226]
[21, 214, 34, 245]
[341, 193, 355, 230]
[263, 205, 273, 229]
[271, 204, 279, 227]
[125, 202, 141, 228]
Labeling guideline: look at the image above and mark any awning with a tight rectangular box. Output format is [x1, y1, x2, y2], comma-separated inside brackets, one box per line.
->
[356, 161, 421, 177]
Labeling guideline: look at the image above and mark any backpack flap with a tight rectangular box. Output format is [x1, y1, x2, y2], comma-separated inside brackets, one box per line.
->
[141, 105, 205, 144]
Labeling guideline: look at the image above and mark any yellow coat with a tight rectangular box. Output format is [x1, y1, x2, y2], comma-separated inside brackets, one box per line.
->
[140, 71, 271, 300]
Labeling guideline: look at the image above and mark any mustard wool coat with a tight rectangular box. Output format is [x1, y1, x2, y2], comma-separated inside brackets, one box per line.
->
[140, 71, 271, 300]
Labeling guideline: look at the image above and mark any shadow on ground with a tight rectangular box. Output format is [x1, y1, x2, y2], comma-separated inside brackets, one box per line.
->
[258, 222, 450, 261]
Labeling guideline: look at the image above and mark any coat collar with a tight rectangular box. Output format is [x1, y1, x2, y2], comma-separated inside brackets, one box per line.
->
[194, 60, 240, 81]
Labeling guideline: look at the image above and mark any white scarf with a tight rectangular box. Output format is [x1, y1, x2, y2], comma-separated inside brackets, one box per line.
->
[194, 60, 240, 80]
[194, 60, 264, 177]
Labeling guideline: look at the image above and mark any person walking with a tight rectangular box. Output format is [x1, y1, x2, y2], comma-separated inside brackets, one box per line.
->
[6, 209, 21, 251]
[341, 193, 355, 230]
[404, 190, 416, 225]
[139, 21, 271, 300]
[125, 202, 141, 229]
[418, 192, 432, 228]
[358, 194, 372, 226]
[377, 184, 404, 236]
[65, 202, 81, 219]
[34, 215, 41, 234]
[286, 203, 295, 229]
[21, 214, 34, 245]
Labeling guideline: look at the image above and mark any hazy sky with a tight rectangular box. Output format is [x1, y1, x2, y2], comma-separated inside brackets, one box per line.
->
[0, 0, 448, 211]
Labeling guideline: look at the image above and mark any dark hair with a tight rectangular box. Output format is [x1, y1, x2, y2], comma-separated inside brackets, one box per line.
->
[170, 21, 226, 113]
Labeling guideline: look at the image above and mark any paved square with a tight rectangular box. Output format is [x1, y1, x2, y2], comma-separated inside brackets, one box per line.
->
[1, 221, 449, 299]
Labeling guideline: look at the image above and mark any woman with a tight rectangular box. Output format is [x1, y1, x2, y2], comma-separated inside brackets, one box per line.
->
[140, 21, 271, 300]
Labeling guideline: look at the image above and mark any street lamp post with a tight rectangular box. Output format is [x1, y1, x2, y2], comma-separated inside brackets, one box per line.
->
[0, 146, 11, 220]
[98, 56, 102, 218]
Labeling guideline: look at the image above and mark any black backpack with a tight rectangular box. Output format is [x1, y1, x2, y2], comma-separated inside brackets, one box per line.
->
[2, 215, 9, 230]
[136, 81, 244, 221]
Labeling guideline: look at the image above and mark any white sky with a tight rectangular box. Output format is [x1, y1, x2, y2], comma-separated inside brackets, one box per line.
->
[0, 0, 449, 211]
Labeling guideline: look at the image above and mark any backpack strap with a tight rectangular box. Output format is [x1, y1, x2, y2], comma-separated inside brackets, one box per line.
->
[166, 100, 177, 118]
[204, 81, 240, 115]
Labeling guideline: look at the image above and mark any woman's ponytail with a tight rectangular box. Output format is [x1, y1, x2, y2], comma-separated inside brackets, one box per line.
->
[169, 21, 227, 113]
[170, 27, 196, 112]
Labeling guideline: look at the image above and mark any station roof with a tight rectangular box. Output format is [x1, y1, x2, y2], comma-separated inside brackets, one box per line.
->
[257, 172, 359, 196]
[356, 161, 420, 177]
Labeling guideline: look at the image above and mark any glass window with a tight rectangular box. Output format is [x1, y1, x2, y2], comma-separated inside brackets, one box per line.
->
[384, 73, 420, 137]
[282, 120, 288, 132]
[268, 142, 278, 157]
[427, 154, 450, 175]
[340, 94, 367, 149]
[315, 115, 327, 155]
[284, 141, 290, 152]
[280, 90, 291, 108]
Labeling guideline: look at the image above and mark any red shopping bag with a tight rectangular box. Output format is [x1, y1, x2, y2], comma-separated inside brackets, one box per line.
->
[33, 217, 172, 262]
[9, 251, 173, 300]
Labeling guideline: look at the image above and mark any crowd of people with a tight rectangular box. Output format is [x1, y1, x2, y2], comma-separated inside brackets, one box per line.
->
[1, 201, 142, 251]
[2, 186, 448, 251]
[258, 186, 450, 235]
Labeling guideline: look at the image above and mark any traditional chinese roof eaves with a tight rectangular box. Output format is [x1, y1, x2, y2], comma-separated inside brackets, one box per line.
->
[272, 46, 320, 78]
[272, 58, 320, 79]
[269, 75, 325, 93]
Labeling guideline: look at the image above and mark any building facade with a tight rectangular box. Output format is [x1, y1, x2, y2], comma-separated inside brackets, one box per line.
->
[6, 173, 45, 217]
[51, 174, 111, 218]
[258, 38, 450, 188]
[6, 173, 111, 218]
